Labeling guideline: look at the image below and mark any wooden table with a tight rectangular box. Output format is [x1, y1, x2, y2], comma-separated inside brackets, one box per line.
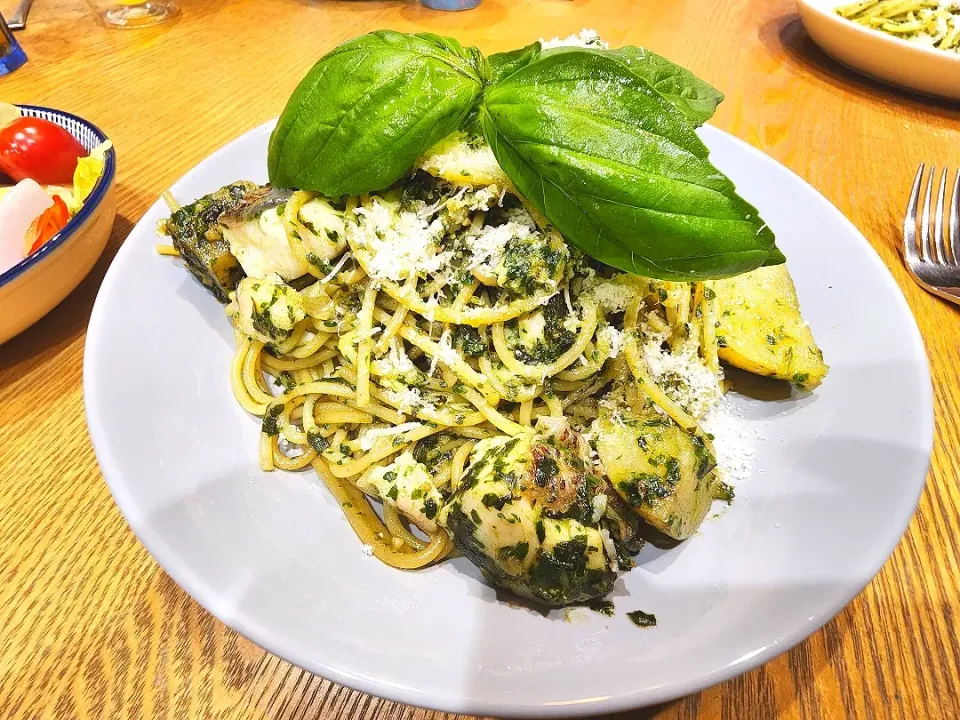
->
[2, 0, 959, 717]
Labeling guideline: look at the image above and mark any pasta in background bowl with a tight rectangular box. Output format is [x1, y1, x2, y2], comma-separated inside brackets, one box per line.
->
[798, 0, 960, 99]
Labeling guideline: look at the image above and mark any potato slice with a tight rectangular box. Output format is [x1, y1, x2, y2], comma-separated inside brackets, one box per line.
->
[594, 409, 722, 541]
[713, 265, 827, 389]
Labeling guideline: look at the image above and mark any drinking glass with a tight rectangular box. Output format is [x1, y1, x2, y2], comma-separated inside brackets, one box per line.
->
[96, 0, 179, 28]
[0, 13, 27, 75]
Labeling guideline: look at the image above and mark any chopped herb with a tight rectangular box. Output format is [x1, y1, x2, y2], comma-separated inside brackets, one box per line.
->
[307, 430, 330, 453]
[386, 485, 399, 501]
[704, 287, 716, 300]
[585, 599, 615, 616]
[423, 497, 439, 520]
[261, 403, 285, 436]
[792, 372, 809, 385]
[627, 610, 657, 628]
[766, 334, 778, 345]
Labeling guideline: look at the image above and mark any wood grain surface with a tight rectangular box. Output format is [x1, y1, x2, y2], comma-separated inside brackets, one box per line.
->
[2, 0, 959, 718]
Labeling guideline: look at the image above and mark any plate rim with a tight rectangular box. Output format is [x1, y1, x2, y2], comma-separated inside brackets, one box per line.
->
[83, 119, 934, 717]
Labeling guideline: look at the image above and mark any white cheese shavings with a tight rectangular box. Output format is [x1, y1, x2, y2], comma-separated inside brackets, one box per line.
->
[383, 386, 436, 415]
[590, 281, 632, 312]
[361, 544, 375, 556]
[641, 331, 723, 419]
[540, 28, 609, 50]
[701, 400, 759, 484]
[597, 325, 625, 359]
[358, 422, 423, 451]
[468, 220, 535, 271]
[349, 197, 452, 282]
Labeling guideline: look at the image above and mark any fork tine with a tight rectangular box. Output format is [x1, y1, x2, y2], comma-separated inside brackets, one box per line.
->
[904, 163, 924, 264]
[921, 165, 935, 262]
[934, 167, 949, 264]
[950, 168, 960, 265]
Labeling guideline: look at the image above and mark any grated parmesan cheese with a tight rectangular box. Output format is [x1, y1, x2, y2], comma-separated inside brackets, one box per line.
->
[348, 197, 452, 282]
[701, 400, 758, 485]
[597, 325, 625, 359]
[589, 280, 632, 313]
[361, 544, 375, 556]
[640, 330, 723, 419]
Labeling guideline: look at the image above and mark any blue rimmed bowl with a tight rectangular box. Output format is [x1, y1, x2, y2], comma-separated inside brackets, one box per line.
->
[0, 105, 117, 344]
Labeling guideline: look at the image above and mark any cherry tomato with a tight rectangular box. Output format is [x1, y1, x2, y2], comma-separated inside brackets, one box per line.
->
[0, 117, 87, 185]
[26, 195, 70, 254]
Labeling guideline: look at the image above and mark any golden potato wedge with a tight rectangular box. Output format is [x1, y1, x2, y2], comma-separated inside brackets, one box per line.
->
[713, 265, 827, 389]
[594, 408, 725, 541]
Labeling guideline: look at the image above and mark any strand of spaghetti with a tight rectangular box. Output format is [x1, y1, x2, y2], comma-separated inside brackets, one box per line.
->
[702, 282, 720, 374]
[519, 400, 534, 426]
[459, 386, 526, 436]
[287, 329, 333, 360]
[273, 320, 310, 356]
[622, 295, 697, 430]
[279, 395, 309, 445]
[262, 347, 337, 373]
[555, 340, 607, 381]
[354, 249, 555, 326]
[355, 283, 379, 407]
[382, 502, 428, 551]
[273, 445, 318, 471]
[282, 190, 327, 280]
[161, 190, 181, 212]
[374, 276, 414, 353]
[312, 457, 449, 569]
[491, 299, 598, 380]
[448, 425, 494, 439]
[450, 440, 475, 489]
[327, 423, 445, 478]
[478, 356, 540, 402]
[372, 308, 498, 403]
[543, 393, 564, 417]
[260, 434, 275, 472]
[231, 339, 270, 414]
[452, 281, 480, 311]
[314, 402, 374, 425]
[155, 244, 179, 256]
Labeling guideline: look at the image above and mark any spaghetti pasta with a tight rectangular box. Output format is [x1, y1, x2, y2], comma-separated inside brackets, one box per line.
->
[163, 162, 733, 576]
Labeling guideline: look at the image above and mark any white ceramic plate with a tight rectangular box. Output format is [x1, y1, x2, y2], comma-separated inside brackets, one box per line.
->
[798, 0, 960, 100]
[84, 121, 933, 717]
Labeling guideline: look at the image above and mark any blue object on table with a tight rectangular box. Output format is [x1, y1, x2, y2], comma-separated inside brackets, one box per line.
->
[421, 0, 481, 9]
[0, 14, 27, 76]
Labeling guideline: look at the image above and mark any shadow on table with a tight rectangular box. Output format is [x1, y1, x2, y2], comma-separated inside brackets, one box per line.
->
[759, 13, 960, 120]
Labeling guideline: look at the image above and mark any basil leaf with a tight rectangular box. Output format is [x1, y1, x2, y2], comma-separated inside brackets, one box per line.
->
[269, 31, 486, 196]
[488, 42, 541, 83]
[481, 49, 781, 281]
[606, 46, 724, 126]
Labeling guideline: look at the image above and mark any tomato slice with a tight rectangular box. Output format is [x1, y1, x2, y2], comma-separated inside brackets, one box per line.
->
[0, 117, 87, 185]
[26, 195, 70, 255]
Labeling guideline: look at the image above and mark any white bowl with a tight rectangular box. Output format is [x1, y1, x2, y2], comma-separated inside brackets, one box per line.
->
[798, 0, 960, 100]
[0, 106, 117, 344]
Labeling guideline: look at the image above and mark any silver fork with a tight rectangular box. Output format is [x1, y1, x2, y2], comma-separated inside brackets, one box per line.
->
[903, 164, 960, 306]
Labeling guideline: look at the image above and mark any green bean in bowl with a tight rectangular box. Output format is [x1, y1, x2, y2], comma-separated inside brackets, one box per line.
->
[836, 0, 960, 53]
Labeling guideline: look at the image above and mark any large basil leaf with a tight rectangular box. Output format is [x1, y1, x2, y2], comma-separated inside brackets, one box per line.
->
[268, 31, 486, 196]
[481, 49, 782, 281]
[488, 41, 541, 83]
[606, 46, 724, 126]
